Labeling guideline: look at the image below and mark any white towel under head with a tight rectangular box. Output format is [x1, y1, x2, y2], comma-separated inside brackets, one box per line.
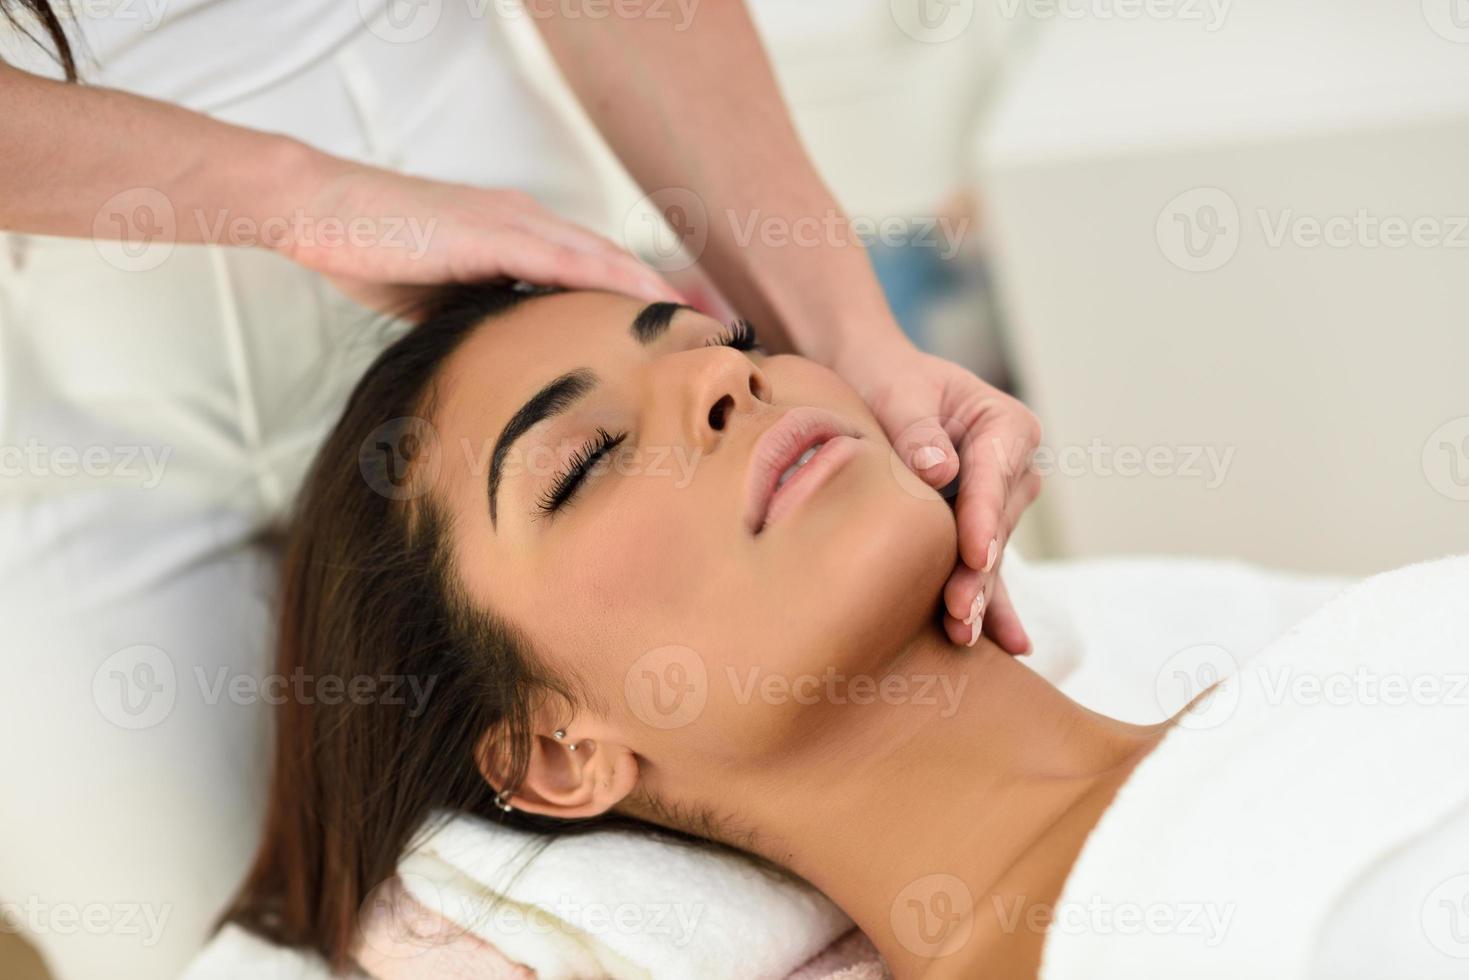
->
[396, 815, 851, 980]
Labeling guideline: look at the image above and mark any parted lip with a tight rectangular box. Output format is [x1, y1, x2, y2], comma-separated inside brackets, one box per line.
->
[743, 406, 862, 534]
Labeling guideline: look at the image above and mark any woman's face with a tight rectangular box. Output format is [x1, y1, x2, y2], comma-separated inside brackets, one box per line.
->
[430, 291, 956, 783]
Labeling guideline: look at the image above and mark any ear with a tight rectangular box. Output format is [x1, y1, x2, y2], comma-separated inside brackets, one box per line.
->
[475, 723, 639, 820]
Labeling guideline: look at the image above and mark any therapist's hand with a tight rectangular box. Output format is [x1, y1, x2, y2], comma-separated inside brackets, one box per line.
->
[838, 337, 1042, 655]
[279, 164, 683, 310]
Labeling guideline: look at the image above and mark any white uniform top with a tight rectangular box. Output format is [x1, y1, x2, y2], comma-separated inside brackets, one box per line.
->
[0, 7, 602, 979]
[0, 0, 604, 521]
[0, 0, 603, 191]
[3, 0, 387, 108]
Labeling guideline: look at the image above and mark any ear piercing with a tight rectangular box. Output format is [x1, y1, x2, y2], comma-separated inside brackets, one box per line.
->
[497, 730, 581, 814]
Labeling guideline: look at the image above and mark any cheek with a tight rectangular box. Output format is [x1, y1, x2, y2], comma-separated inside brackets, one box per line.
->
[767, 356, 884, 431]
[750, 449, 956, 674]
[526, 481, 743, 703]
[678, 451, 956, 765]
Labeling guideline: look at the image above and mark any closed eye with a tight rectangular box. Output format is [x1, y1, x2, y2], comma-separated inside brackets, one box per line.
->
[704, 319, 762, 353]
[535, 426, 627, 516]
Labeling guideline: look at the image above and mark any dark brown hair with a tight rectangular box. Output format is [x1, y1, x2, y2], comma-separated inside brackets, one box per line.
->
[2, 0, 78, 81]
[223, 282, 619, 971]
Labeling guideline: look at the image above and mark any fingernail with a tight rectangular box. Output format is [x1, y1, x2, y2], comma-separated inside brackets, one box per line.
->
[983, 537, 999, 572]
[913, 446, 946, 470]
[967, 615, 983, 647]
[963, 591, 984, 626]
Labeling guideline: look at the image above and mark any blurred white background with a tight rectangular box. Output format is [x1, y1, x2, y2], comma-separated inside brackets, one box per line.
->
[501, 0, 1469, 577]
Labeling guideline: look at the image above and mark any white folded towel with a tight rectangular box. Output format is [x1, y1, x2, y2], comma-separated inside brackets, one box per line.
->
[394, 815, 851, 980]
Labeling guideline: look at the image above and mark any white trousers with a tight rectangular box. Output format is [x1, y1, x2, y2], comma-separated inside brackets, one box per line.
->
[0, 9, 600, 978]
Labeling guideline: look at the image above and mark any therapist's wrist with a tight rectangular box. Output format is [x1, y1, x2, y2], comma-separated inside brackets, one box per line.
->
[245, 137, 361, 255]
[738, 269, 910, 370]
[785, 270, 909, 373]
[823, 313, 915, 383]
[703, 218, 909, 367]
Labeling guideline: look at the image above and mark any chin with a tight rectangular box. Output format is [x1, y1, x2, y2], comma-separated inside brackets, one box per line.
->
[730, 490, 956, 762]
[774, 463, 956, 679]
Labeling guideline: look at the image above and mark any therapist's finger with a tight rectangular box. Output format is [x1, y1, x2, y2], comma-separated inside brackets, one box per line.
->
[953, 404, 1042, 574]
[327, 242, 680, 317]
[883, 400, 962, 489]
[966, 472, 1040, 655]
[941, 563, 994, 650]
[513, 210, 643, 263]
[504, 204, 687, 302]
[982, 576, 1031, 655]
[942, 561, 1025, 654]
[941, 565, 1028, 655]
[493, 234, 684, 304]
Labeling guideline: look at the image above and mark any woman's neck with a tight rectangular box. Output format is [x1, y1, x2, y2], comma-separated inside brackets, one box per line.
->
[698, 625, 1169, 979]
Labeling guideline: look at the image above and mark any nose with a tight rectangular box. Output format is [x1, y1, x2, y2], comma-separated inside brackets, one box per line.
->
[648, 346, 771, 454]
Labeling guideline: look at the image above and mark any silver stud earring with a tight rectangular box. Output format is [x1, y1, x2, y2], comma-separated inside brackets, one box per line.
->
[493, 788, 514, 813]
[553, 729, 580, 751]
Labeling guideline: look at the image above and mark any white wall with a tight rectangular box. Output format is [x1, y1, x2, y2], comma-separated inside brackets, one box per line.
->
[981, 1, 1469, 575]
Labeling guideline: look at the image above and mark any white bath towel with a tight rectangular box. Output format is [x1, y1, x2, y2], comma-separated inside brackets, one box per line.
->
[1041, 554, 1469, 979]
[1003, 550, 1351, 720]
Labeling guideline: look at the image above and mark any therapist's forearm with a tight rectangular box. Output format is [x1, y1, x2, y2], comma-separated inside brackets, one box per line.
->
[0, 62, 331, 245]
[533, 1, 904, 366]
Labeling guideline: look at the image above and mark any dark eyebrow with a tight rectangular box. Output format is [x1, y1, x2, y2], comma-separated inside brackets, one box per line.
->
[488, 368, 597, 527]
[630, 302, 695, 345]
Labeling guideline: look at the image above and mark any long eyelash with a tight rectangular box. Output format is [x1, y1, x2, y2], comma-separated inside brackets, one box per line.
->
[704, 319, 762, 352]
[536, 426, 627, 515]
